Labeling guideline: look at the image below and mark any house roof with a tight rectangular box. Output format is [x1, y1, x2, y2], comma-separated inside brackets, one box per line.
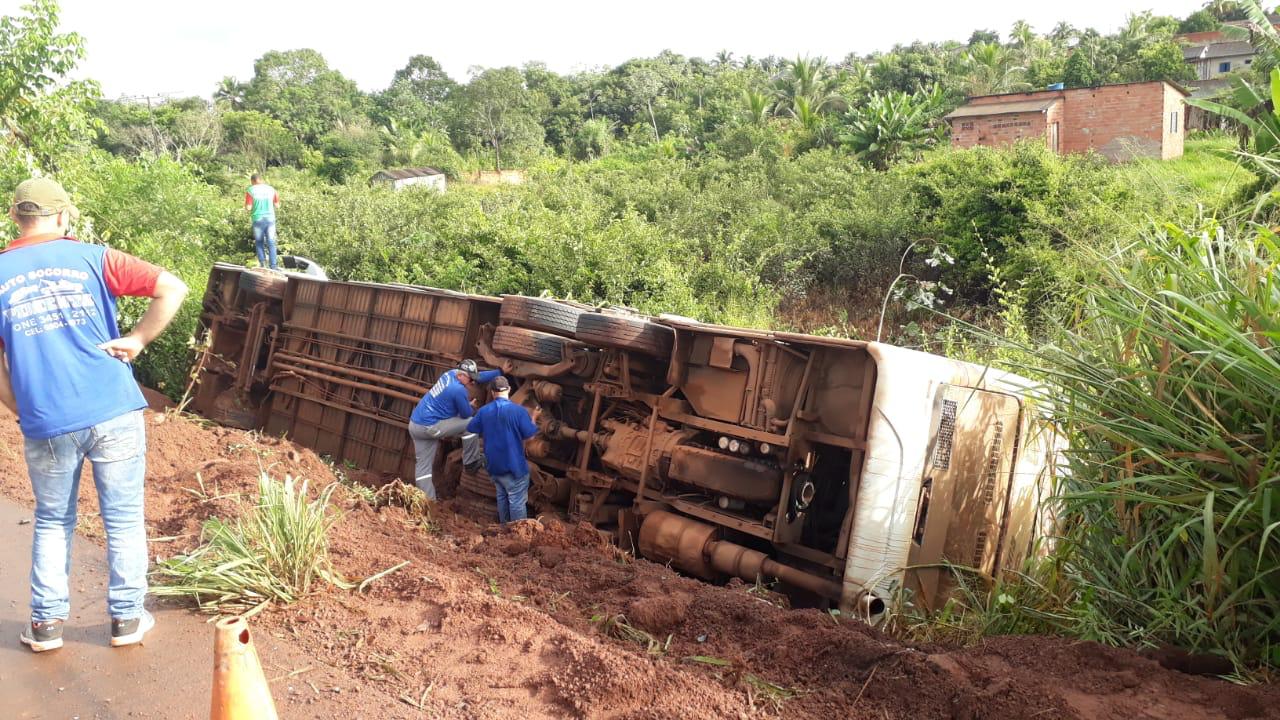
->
[1182, 41, 1256, 61]
[944, 98, 1060, 120]
[372, 167, 443, 180]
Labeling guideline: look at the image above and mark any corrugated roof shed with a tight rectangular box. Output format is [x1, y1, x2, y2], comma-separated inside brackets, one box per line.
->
[372, 167, 443, 180]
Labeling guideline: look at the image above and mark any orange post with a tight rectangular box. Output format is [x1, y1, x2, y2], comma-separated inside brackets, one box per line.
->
[210, 615, 279, 720]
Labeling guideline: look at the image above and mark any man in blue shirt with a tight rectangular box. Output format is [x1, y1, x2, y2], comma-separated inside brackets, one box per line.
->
[1, 177, 189, 652]
[466, 375, 539, 524]
[408, 359, 501, 500]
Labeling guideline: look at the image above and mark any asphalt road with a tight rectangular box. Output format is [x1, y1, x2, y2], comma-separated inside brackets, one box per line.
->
[0, 494, 393, 720]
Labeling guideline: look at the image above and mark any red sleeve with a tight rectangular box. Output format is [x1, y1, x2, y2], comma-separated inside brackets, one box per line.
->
[273, 192, 280, 204]
[244, 192, 252, 205]
[103, 248, 163, 297]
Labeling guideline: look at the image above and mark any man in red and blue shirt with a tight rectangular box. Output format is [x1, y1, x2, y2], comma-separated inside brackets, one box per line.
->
[0, 177, 189, 652]
[466, 375, 538, 523]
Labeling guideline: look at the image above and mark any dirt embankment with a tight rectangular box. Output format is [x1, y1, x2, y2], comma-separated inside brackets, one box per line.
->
[0, 409, 1275, 719]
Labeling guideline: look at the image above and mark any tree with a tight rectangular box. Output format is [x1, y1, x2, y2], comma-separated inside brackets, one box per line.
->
[967, 29, 1000, 46]
[743, 90, 770, 125]
[870, 43, 950, 93]
[621, 64, 665, 141]
[213, 77, 246, 110]
[1180, 9, 1220, 33]
[961, 43, 1031, 95]
[524, 62, 588, 154]
[452, 67, 545, 171]
[242, 49, 367, 144]
[770, 56, 843, 119]
[1009, 20, 1036, 48]
[0, 0, 99, 166]
[570, 117, 615, 160]
[1132, 41, 1198, 83]
[315, 120, 381, 184]
[1049, 22, 1077, 45]
[220, 110, 303, 168]
[392, 55, 456, 105]
[839, 86, 947, 169]
[96, 97, 224, 164]
[1062, 50, 1102, 88]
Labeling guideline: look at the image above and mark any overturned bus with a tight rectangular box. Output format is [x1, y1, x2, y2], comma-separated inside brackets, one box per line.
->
[192, 264, 1058, 620]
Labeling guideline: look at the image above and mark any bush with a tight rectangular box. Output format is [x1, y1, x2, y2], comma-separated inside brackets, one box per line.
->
[52, 149, 242, 394]
[153, 473, 348, 613]
[1009, 222, 1280, 669]
[899, 142, 1137, 305]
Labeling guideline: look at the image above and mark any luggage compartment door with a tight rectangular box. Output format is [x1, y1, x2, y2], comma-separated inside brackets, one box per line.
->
[906, 384, 1022, 610]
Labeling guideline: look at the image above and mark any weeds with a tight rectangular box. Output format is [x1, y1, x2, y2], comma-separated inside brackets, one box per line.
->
[592, 613, 672, 655]
[473, 567, 503, 596]
[152, 472, 350, 613]
[684, 655, 797, 710]
[373, 480, 430, 518]
[975, 221, 1280, 670]
[744, 673, 796, 711]
[886, 560, 1072, 646]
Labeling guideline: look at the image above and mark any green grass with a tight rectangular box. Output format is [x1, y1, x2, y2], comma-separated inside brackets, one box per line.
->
[987, 220, 1280, 671]
[1119, 134, 1256, 218]
[152, 473, 350, 614]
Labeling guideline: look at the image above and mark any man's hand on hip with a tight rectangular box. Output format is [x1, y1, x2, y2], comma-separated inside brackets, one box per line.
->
[98, 334, 146, 362]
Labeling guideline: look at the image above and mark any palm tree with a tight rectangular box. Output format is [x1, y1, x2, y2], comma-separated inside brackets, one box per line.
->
[840, 87, 947, 169]
[743, 90, 770, 125]
[770, 56, 844, 118]
[1010, 20, 1036, 48]
[961, 43, 1032, 95]
[213, 77, 245, 110]
[1049, 22, 1077, 46]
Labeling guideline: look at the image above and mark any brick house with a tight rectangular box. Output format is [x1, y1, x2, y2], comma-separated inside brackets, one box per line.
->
[944, 81, 1188, 162]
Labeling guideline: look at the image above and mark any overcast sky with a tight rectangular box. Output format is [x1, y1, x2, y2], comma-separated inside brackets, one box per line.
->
[5, 0, 1202, 99]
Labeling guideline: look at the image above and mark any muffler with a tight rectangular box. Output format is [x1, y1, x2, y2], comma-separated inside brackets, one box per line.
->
[638, 511, 841, 599]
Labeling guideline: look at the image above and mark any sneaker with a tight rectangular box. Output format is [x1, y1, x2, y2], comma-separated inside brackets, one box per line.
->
[110, 610, 155, 647]
[19, 619, 64, 652]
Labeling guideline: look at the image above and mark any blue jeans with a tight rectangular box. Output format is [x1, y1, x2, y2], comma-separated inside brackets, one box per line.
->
[490, 472, 529, 524]
[252, 218, 278, 270]
[24, 410, 148, 622]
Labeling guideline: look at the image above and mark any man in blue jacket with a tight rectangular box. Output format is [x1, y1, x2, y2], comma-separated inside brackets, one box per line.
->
[466, 375, 539, 524]
[408, 359, 501, 500]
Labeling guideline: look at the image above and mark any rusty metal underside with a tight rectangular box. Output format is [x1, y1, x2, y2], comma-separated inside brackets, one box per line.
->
[192, 264, 882, 607]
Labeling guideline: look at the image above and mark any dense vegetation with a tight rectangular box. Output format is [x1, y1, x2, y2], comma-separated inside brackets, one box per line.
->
[2, 0, 1278, 672]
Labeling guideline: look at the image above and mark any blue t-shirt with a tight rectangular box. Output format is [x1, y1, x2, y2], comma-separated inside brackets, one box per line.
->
[466, 396, 538, 477]
[0, 239, 148, 439]
[410, 368, 501, 426]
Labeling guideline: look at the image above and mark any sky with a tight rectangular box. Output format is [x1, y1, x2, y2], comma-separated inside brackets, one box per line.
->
[5, 0, 1203, 99]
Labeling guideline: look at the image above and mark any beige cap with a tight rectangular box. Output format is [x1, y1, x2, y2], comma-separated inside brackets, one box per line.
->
[12, 177, 79, 221]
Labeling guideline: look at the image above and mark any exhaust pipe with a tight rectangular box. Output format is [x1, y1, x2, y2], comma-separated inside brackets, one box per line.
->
[638, 511, 841, 600]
